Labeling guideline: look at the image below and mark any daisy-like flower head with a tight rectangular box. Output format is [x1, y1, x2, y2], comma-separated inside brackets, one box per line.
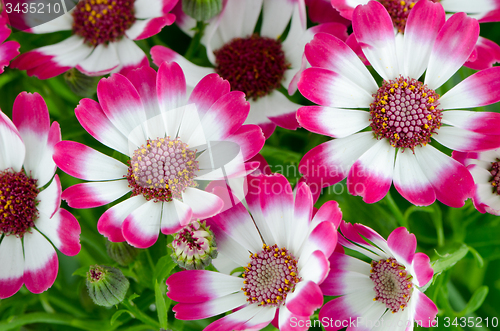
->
[54, 63, 265, 249]
[167, 173, 340, 331]
[319, 223, 437, 330]
[332, 0, 500, 69]
[10, 0, 178, 79]
[0, 92, 81, 299]
[151, 0, 348, 138]
[0, 10, 20, 73]
[297, 0, 500, 207]
[453, 149, 500, 215]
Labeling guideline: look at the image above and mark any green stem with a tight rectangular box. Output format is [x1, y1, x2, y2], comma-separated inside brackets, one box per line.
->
[145, 248, 156, 272]
[384, 191, 409, 228]
[184, 21, 206, 61]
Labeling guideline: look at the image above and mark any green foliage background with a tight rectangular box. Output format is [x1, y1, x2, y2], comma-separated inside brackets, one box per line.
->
[0, 6, 500, 331]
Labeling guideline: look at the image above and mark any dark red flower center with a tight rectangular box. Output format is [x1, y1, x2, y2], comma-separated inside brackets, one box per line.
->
[72, 0, 136, 46]
[370, 76, 442, 151]
[126, 137, 199, 202]
[0, 169, 39, 237]
[242, 244, 300, 307]
[214, 34, 289, 100]
[379, 0, 440, 33]
[490, 160, 500, 194]
[370, 258, 413, 313]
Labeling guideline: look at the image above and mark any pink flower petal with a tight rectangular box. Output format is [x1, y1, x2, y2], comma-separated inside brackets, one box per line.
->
[439, 67, 500, 109]
[125, 16, 174, 40]
[181, 187, 223, 219]
[36, 175, 62, 218]
[115, 38, 150, 76]
[122, 200, 162, 248]
[160, 199, 192, 235]
[425, 12, 479, 90]
[330, 0, 356, 20]
[0, 236, 24, 299]
[76, 43, 120, 76]
[347, 139, 395, 204]
[173, 292, 247, 320]
[413, 290, 438, 328]
[433, 126, 500, 152]
[0, 110, 25, 172]
[23, 230, 58, 294]
[465, 37, 500, 70]
[353, 1, 399, 80]
[62, 180, 131, 208]
[442, 111, 500, 136]
[387, 227, 416, 267]
[188, 73, 231, 117]
[299, 250, 330, 284]
[167, 270, 243, 303]
[411, 252, 433, 287]
[414, 145, 474, 208]
[311, 200, 343, 229]
[285, 280, 323, 317]
[35, 208, 81, 256]
[75, 98, 129, 155]
[320, 252, 372, 296]
[54, 141, 128, 181]
[299, 221, 337, 264]
[278, 306, 311, 331]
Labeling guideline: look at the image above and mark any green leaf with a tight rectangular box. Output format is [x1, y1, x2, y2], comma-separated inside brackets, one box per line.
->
[72, 266, 90, 278]
[110, 310, 135, 325]
[155, 280, 169, 329]
[153, 255, 177, 283]
[467, 246, 485, 268]
[0, 312, 119, 331]
[432, 244, 469, 274]
[459, 286, 489, 316]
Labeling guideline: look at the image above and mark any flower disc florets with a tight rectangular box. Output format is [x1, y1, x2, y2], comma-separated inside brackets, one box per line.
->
[370, 257, 413, 313]
[126, 137, 199, 202]
[490, 160, 500, 194]
[214, 34, 289, 100]
[170, 221, 218, 270]
[370, 76, 442, 151]
[242, 244, 301, 307]
[379, 0, 417, 33]
[0, 169, 39, 237]
[72, 0, 136, 46]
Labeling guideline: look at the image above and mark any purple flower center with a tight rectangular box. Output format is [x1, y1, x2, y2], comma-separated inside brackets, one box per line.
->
[370, 257, 413, 313]
[242, 244, 300, 307]
[379, 0, 440, 33]
[214, 34, 289, 100]
[126, 137, 199, 202]
[370, 76, 442, 151]
[490, 160, 500, 194]
[72, 0, 136, 46]
[0, 169, 39, 237]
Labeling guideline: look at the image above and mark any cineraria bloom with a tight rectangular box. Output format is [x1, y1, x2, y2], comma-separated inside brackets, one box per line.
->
[319, 223, 437, 331]
[0, 13, 20, 74]
[0, 92, 81, 299]
[167, 173, 340, 331]
[10, 0, 178, 79]
[331, 0, 500, 69]
[305, 0, 351, 25]
[54, 63, 265, 249]
[151, 0, 347, 138]
[297, 0, 500, 207]
[453, 150, 500, 215]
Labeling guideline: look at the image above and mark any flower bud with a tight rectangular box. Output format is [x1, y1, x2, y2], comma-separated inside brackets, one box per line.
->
[182, 0, 222, 21]
[169, 220, 218, 270]
[86, 265, 129, 307]
[105, 240, 140, 266]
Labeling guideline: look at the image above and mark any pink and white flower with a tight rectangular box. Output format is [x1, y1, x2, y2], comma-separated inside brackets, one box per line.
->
[331, 0, 500, 69]
[320, 223, 438, 331]
[54, 63, 265, 249]
[167, 173, 340, 331]
[0, 92, 81, 299]
[297, 0, 500, 207]
[0, 12, 20, 74]
[10, 0, 178, 78]
[453, 149, 500, 215]
[151, 0, 347, 138]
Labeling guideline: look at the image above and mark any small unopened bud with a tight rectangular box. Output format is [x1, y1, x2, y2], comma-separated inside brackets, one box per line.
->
[86, 265, 129, 307]
[105, 240, 140, 266]
[182, 0, 222, 21]
[64, 68, 100, 97]
[169, 220, 218, 270]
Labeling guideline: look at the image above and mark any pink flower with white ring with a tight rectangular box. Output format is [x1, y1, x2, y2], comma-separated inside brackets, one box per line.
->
[53, 63, 265, 249]
[331, 0, 500, 70]
[297, 0, 500, 207]
[319, 223, 437, 331]
[10, 0, 178, 79]
[0, 13, 20, 73]
[151, 0, 348, 138]
[167, 173, 340, 331]
[0, 92, 81, 299]
[453, 149, 500, 215]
